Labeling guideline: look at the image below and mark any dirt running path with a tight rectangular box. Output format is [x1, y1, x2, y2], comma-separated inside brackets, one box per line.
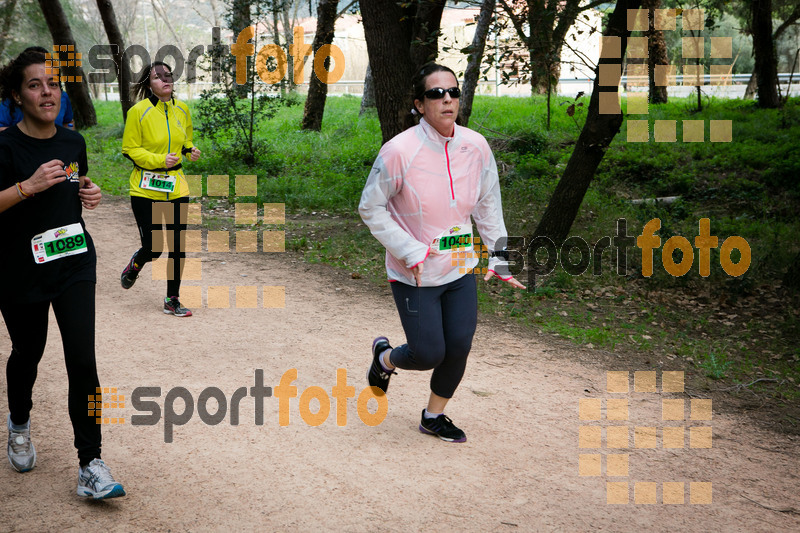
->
[1, 199, 798, 532]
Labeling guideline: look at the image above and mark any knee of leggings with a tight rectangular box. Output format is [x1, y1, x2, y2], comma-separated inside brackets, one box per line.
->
[8, 343, 46, 366]
[408, 345, 446, 370]
[444, 333, 473, 361]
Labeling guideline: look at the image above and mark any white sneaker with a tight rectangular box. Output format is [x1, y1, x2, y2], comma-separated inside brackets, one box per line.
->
[77, 459, 126, 499]
[7, 414, 36, 473]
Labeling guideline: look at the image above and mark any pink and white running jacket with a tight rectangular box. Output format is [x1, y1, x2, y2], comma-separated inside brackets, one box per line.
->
[359, 117, 512, 287]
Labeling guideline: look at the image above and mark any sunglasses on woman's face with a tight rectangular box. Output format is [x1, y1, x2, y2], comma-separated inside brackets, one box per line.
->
[423, 87, 461, 99]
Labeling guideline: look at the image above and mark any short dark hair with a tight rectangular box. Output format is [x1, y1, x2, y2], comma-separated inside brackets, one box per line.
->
[0, 48, 49, 115]
[403, 62, 461, 130]
[131, 61, 173, 102]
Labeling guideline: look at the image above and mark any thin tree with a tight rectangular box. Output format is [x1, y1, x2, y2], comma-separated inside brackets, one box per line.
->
[37, 0, 96, 128]
[751, 0, 780, 107]
[460, 0, 496, 127]
[360, 62, 375, 116]
[301, 0, 339, 131]
[496, 0, 607, 95]
[95, 0, 133, 120]
[644, 0, 668, 103]
[745, 2, 800, 99]
[531, 0, 643, 245]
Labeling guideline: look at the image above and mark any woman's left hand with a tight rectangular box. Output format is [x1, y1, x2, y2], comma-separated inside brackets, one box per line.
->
[483, 269, 526, 290]
[78, 177, 102, 210]
[189, 147, 201, 162]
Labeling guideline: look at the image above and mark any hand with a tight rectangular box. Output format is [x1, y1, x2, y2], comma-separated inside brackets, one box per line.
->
[21, 159, 66, 194]
[411, 262, 424, 287]
[165, 152, 179, 167]
[78, 177, 102, 210]
[189, 147, 201, 162]
[484, 269, 526, 290]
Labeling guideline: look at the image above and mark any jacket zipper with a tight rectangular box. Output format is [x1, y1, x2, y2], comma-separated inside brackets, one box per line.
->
[165, 104, 171, 200]
[444, 140, 455, 201]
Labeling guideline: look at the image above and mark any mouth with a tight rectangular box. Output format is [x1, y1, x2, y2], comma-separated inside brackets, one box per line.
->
[41, 102, 56, 109]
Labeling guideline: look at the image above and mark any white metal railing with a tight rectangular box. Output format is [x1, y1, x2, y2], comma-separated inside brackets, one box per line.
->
[88, 73, 800, 100]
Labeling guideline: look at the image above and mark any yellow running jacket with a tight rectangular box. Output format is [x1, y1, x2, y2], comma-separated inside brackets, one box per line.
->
[122, 95, 195, 200]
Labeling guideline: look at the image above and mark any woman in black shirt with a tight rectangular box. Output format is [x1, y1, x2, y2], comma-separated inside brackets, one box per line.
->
[0, 48, 125, 499]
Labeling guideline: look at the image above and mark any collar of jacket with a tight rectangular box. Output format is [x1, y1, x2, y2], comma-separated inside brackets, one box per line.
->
[148, 94, 176, 109]
[418, 116, 459, 145]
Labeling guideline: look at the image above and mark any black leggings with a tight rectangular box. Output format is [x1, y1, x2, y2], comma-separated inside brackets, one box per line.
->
[1, 281, 100, 466]
[388, 274, 478, 398]
[130, 195, 189, 298]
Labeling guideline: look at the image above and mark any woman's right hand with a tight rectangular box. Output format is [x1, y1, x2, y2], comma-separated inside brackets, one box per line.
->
[21, 159, 66, 194]
[165, 152, 179, 167]
[411, 262, 424, 287]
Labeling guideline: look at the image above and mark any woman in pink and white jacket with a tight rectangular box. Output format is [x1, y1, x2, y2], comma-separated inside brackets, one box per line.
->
[359, 63, 525, 443]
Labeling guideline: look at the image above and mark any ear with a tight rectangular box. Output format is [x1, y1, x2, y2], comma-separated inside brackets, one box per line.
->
[414, 98, 424, 115]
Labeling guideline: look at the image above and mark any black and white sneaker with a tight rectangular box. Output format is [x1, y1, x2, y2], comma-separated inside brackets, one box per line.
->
[419, 410, 467, 443]
[367, 336, 395, 394]
[164, 296, 192, 317]
[120, 252, 141, 290]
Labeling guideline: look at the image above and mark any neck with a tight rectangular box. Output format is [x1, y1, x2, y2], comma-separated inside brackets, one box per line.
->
[17, 117, 57, 139]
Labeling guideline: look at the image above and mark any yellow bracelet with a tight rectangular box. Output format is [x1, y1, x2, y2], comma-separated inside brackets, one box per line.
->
[15, 182, 32, 199]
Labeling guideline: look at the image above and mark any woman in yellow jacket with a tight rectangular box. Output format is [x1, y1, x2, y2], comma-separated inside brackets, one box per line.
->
[120, 61, 200, 316]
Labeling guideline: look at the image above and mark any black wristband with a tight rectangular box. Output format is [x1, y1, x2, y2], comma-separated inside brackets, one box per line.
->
[490, 250, 509, 260]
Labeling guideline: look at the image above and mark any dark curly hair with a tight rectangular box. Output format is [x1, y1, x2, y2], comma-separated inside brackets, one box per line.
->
[0, 47, 50, 115]
[403, 62, 461, 131]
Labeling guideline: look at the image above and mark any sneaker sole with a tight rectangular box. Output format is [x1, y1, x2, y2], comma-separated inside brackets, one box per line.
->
[418, 424, 467, 443]
[163, 309, 192, 317]
[77, 483, 126, 500]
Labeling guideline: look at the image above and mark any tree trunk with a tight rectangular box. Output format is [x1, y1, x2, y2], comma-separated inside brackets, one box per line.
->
[751, 0, 780, 108]
[95, 0, 132, 121]
[744, 71, 757, 99]
[409, 0, 446, 67]
[359, 63, 376, 116]
[0, 0, 18, 60]
[531, 0, 642, 245]
[230, 0, 251, 98]
[745, 5, 800, 101]
[301, 0, 338, 131]
[644, 0, 668, 103]
[37, 0, 96, 129]
[460, 0, 495, 127]
[361, 0, 445, 144]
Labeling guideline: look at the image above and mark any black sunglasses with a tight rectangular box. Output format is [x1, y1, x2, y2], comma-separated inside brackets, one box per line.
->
[423, 87, 461, 99]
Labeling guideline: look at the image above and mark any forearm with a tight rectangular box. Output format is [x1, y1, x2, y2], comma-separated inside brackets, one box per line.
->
[0, 182, 28, 214]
